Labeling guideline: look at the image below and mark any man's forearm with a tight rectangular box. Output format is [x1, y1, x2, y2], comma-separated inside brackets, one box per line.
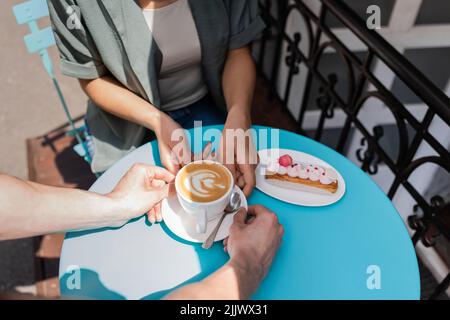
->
[79, 76, 163, 133]
[164, 260, 262, 300]
[222, 47, 257, 117]
[0, 175, 125, 240]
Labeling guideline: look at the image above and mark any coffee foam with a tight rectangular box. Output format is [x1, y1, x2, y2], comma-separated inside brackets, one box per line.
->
[178, 162, 231, 203]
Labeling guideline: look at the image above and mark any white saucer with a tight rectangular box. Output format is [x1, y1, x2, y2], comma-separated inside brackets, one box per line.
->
[256, 148, 346, 207]
[161, 186, 248, 244]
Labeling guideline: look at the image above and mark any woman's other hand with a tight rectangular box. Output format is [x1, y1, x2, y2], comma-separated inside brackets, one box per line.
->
[154, 113, 192, 175]
[220, 108, 258, 197]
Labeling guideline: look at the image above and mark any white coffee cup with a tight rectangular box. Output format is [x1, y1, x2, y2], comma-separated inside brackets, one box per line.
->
[175, 160, 235, 234]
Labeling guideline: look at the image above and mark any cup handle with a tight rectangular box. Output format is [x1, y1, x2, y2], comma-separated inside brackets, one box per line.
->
[196, 209, 207, 234]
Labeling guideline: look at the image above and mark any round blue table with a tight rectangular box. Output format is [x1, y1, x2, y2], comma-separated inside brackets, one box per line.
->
[59, 126, 420, 300]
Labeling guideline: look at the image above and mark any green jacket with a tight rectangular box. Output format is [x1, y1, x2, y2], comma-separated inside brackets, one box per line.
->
[47, 0, 265, 173]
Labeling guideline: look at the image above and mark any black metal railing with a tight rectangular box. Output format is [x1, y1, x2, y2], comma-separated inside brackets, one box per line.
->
[255, 0, 450, 299]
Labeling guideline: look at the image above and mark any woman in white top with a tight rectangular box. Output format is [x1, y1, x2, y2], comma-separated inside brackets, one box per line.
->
[48, 0, 266, 221]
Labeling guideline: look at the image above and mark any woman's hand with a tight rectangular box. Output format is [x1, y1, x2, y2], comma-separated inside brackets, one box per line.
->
[154, 112, 191, 175]
[220, 107, 258, 197]
[221, 47, 258, 197]
[107, 163, 175, 225]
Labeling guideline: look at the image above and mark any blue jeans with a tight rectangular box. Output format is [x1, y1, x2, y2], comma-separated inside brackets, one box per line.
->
[143, 94, 226, 143]
[165, 94, 226, 129]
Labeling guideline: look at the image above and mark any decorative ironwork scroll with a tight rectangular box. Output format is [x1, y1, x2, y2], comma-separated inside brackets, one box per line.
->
[255, 0, 450, 299]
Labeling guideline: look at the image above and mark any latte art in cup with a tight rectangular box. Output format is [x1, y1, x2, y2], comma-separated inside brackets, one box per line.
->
[175, 160, 235, 233]
[177, 162, 232, 203]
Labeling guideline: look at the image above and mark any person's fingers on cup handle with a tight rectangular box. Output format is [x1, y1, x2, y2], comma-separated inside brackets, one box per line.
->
[146, 171, 174, 202]
[208, 151, 217, 161]
[152, 204, 160, 222]
[147, 165, 176, 183]
[170, 130, 190, 166]
[167, 182, 176, 197]
[190, 151, 195, 164]
[160, 144, 180, 174]
[183, 135, 193, 165]
[223, 163, 237, 183]
[155, 202, 163, 222]
[129, 163, 174, 184]
[202, 142, 212, 160]
[204, 149, 216, 161]
[237, 174, 245, 189]
[148, 208, 156, 224]
[149, 182, 171, 204]
[218, 140, 236, 178]
[190, 150, 202, 164]
[160, 144, 176, 171]
[150, 178, 166, 189]
[188, 141, 198, 163]
[173, 156, 184, 173]
[178, 141, 193, 168]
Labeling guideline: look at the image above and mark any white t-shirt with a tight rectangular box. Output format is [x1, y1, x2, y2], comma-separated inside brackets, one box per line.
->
[142, 0, 208, 111]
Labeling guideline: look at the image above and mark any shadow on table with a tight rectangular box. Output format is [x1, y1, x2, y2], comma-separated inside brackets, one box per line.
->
[60, 269, 125, 300]
[60, 263, 220, 300]
[62, 216, 228, 300]
[140, 221, 228, 300]
[140, 273, 205, 300]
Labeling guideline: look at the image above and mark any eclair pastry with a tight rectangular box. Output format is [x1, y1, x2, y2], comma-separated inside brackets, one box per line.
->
[265, 155, 338, 194]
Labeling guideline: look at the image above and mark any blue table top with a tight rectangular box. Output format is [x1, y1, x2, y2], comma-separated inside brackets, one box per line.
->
[59, 126, 420, 300]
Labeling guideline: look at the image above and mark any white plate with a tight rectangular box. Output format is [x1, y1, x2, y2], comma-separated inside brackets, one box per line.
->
[161, 186, 248, 243]
[256, 149, 346, 207]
